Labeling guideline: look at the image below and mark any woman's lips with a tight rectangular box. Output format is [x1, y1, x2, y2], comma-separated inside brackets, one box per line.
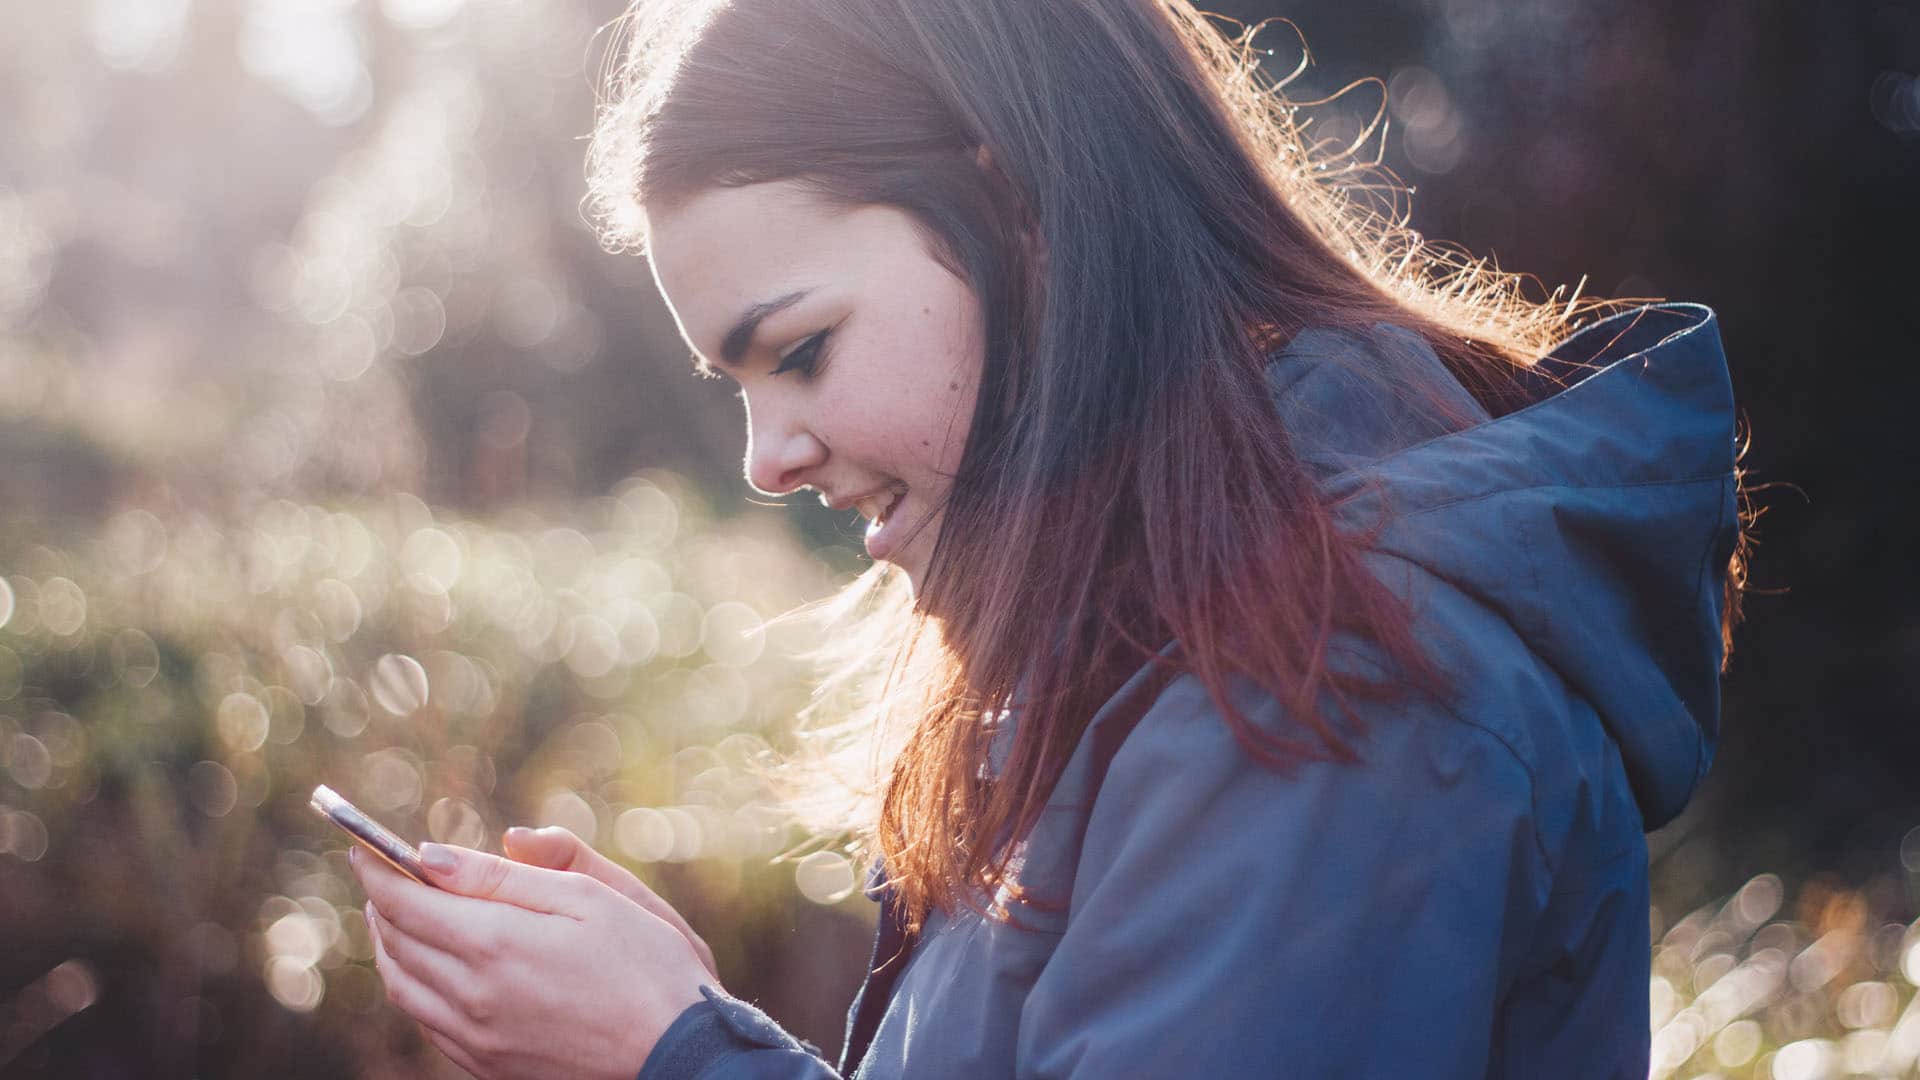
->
[862, 489, 905, 560]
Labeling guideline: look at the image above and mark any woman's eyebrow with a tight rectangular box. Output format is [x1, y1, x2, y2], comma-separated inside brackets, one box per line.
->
[717, 289, 812, 366]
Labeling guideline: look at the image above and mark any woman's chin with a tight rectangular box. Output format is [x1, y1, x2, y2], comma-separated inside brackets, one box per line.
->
[875, 553, 920, 595]
[866, 505, 941, 599]
[871, 543, 927, 599]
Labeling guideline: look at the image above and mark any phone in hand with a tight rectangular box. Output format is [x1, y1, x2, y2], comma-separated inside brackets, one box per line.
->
[310, 784, 438, 888]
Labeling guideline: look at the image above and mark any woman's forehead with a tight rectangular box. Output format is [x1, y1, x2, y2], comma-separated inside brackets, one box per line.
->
[647, 183, 824, 288]
[643, 183, 829, 352]
[645, 182, 919, 355]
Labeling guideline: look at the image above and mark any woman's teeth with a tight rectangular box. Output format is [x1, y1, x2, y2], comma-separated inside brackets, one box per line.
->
[856, 490, 901, 528]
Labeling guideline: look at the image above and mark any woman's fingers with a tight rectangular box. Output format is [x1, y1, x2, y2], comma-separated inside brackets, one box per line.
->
[366, 901, 476, 1055]
[352, 844, 573, 960]
[370, 912, 495, 1078]
[366, 903, 474, 1010]
[352, 847, 494, 956]
[504, 826, 660, 907]
[420, 1025, 487, 1079]
[415, 842, 597, 917]
[503, 826, 719, 979]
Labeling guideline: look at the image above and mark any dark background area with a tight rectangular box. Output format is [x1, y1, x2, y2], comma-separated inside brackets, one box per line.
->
[1210, 0, 1920, 905]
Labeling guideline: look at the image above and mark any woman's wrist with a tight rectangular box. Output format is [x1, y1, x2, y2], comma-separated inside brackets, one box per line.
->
[627, 977, 721, 1079]
[635, 984, 817, 1080]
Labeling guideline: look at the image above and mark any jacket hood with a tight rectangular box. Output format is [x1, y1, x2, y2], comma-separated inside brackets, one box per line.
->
[1267, 304, 1740, 830]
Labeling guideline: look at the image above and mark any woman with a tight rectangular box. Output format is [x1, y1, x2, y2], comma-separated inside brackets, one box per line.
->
[349, 0, 1751, 1076]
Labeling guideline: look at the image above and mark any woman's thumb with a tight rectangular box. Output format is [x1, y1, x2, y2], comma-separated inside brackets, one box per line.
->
[502, 825, 576, 868]
[503, 824, 718, 980]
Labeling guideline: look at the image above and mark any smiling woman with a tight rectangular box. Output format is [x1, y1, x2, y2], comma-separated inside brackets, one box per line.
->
[642, 182, 984, 584]
[350, 0, 1753, 1077]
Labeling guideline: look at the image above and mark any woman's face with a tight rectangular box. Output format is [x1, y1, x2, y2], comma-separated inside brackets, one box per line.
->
[644, 180, 985, 592]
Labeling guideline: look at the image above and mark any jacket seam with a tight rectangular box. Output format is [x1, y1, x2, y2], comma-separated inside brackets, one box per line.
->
[1429, 700, 1554, 878]
[1297, 304, 1717, 472]
[1515, 484, 1550, 670]
[1686, 476, 1735, 791]
[1371, 472, 1736, 523]
[1111, 651, 1560, 878]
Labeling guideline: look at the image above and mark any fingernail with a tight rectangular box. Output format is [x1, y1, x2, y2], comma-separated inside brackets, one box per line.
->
[419, 843, 458, 875]
[505, 826, 534, 844]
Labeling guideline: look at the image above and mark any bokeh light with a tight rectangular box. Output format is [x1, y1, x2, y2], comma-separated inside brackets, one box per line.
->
[794, 850, 858, 906]
[427, 796, 485, 848]
[217, 692, 271, 753]
[616, 807, 675, 863]
[538, 790, 598, 846]
[188, 760, 239, 818]
[368, 653, 429, 717]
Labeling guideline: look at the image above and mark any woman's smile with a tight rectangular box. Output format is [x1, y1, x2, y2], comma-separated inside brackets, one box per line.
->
[858, 485, 908, 560]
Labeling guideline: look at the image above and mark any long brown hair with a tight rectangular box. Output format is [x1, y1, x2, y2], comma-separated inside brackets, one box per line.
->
[587, 0, 1749, 935]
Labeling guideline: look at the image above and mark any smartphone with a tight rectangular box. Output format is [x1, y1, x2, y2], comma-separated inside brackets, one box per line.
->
[310, 784, 437, 888]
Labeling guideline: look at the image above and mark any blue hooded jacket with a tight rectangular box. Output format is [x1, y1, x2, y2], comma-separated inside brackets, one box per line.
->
[637, 303, 1740, 1079]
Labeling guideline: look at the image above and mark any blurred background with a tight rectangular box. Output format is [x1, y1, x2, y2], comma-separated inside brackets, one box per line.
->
[0, 0, 1914, 1076]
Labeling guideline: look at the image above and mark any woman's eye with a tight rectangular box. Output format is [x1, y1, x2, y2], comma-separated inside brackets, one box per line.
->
[772, 330, 829, 378]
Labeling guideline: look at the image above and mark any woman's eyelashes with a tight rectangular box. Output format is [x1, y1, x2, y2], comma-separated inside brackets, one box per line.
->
[772, 329, 831, 378]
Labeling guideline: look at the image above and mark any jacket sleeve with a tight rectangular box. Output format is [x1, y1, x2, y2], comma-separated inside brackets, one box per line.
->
[1013, 674, 1552, 1079]
[636, 986, 842, 1080]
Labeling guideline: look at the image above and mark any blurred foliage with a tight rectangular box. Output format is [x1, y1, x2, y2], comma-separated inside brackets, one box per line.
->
[1644, 869, 1920, 1078]
[1, 480, 879, 1074]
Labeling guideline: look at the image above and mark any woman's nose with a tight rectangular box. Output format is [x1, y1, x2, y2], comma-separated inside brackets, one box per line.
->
[743, 399, 826, 496]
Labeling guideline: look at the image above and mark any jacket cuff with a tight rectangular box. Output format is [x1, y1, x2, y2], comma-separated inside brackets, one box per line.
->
[636, 985, 814, 1080]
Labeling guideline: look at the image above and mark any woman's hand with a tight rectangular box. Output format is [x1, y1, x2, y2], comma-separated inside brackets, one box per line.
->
[499, 825, 718, 981]
[350, 838, 718, 1080]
